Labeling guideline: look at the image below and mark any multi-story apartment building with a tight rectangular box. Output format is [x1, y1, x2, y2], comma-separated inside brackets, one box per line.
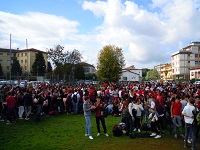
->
[160, 63, 173, 81]
[171, 41, 200, 80]
[154, 64, 164, 77]
[0, 48, 48, 77]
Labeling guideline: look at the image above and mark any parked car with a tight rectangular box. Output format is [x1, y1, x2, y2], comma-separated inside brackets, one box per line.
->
[194, 81, 200, 85]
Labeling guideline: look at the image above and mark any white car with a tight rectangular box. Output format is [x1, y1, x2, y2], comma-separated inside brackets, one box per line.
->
[194, 81, 200, 85]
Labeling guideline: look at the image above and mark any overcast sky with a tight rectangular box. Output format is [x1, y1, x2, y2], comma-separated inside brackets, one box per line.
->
[0, 0, 200, 69]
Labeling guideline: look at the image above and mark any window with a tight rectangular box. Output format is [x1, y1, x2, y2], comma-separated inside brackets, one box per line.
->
[25, 59, 27, 63]
[7, 53, 10, 56]
[0, 53, 3, 55]
[18, 54, 19, 57]
[21, 60, 23, 63]
[188, 61, 190, 63]
[25, 53, 27, 56]
[195, 54, 198, 57]
[7, 66, 9, 70]
[24, 66, 27, 70]
[123, 77, 127, 81]
[21, 53, 23, 57]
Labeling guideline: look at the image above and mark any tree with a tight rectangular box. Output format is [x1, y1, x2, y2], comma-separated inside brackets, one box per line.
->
[74, 63, 85, 80]
[11, 58, 22, 76]
[47, 61, 53, 73]
[47, 45, 66, 65]
[0, 63, 4, 77]
[85, 73, 97, 80]
[97, 45, 125, 83]
[148, 69, 160, 80]
[47, 45, 83, 82]
[32, 52, 46, 76]
[142, 68, 150, 81]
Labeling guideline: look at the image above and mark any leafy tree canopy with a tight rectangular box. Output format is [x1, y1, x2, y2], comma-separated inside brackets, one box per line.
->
[97, 45, 125, 83]
[11, 58, 22, 76]
[0, 63, 4, 76]
[148, 69, 160, 80]
[32, 52, 46, 76]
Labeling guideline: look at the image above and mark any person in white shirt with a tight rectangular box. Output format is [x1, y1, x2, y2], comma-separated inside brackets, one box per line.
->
[182, 97, 195, 149]
[133, 98, 144, 132]
[128, 99, 138, 138]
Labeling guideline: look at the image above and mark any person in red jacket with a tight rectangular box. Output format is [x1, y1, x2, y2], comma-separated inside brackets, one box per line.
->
[6, 92, 16, 125]
[156, 90, 165, 106]
[171, 95, 184, 139]
[94, 96, 109, 137]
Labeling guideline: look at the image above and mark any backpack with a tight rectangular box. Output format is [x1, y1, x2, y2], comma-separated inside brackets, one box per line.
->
[112, 124, 123, 137]
[122, 107, 130, 118]
[193, 107, 200, 126]
[67, 94, 72, 104]
[73, 94, 77, 103]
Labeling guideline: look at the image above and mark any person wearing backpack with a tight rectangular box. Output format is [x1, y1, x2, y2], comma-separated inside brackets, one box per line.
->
[66, 91, 73, 113]
[72, 89, 80, 114]
[182, 97, 196, 149]
[122, 98, 137, 139]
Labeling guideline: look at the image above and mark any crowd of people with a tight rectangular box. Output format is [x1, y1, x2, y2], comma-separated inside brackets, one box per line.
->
[0, 81, 200, 149]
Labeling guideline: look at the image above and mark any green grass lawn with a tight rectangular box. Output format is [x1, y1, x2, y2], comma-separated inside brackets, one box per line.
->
[0, 113, 199, 150]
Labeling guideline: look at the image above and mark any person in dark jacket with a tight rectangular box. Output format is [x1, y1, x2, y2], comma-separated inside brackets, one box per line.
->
[94, 96, 109, 137]
[24, 89, 33, 121]
[17, 91, 24, 119]
[35, 90, 45, 122]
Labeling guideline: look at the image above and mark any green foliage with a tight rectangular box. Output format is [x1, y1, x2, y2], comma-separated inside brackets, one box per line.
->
[11, 58, 22, 76]
[148, 69, 160, 80]
[0, 114, 194, 150]
[47, 45, 66, 66]
[97, 45, 125, 83]
[47, 45, 83, 82]
[47, 61, 53, 73]
[142, 68, 149, 78]
[32, 52, 46, 76]
[85, 73, 97, 80]
[0, 63, 4, 76]
[74, 63, 85, 80]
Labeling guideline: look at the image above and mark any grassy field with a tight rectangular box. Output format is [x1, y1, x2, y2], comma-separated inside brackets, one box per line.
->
[0, 113, 199, 150]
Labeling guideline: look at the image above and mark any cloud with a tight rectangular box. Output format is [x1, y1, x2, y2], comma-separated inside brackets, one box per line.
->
[82, 0, 200, 68]
[0, 11, 79, 49]
[0, 0, 200, 70]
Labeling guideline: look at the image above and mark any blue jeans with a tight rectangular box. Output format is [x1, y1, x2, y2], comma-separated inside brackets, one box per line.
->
[35, 104, 42, 122]
[124, 117, 134, 135]
[192, 126, 197, 149]
[73, 102, 78, 114]
[172, 115, 182, 134]
[85, 115, 91, 136]
[8, 107, 16, 123]
[184, 123, 192, 147]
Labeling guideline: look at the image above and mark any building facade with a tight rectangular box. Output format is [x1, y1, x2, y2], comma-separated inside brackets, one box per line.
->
[171, 41, 200, 80]
[119, 66, 142, 82]
[80, 62, 96, 74]
[160, 63, 173, 81]
[0, 48, 48, 77]
[190, 67, 200, 80]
